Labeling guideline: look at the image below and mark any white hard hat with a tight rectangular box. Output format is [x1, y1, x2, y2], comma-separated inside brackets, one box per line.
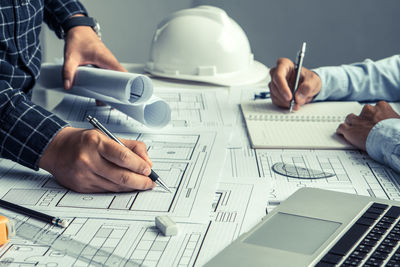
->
[145, 5, 268, 86]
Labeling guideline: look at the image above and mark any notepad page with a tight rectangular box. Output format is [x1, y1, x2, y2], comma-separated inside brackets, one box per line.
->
[240, 100, 363, 149]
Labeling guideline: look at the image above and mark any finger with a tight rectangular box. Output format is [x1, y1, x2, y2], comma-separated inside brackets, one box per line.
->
[336, 122, 350, 136]
[92, 47, 128, 72]
[99, 138, 151, 176]
[63, 57, 80, 90]
[77, 172, 154, 193]
[344, 113, 359, 126]
[376, 101, 389, 108]
[272, 58, 295, 102]
[93, 157, 155, 191]
[359, 104, 374, 118]
[293, 102, 301, 111]
[269, 67, 276, 80]
[294, 81, 312, 106]
[122, 139, 153, 167]
[269, 81, 290, 108]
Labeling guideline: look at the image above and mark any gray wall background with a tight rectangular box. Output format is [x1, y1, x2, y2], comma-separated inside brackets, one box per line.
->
[42, 0, 400, 69]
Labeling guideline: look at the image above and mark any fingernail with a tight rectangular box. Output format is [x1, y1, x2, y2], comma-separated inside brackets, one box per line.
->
[284, 94, 291, 101]
[142, 167, 150, 176]
[297, 93, 305, 99]
[64, 80, 71, 90]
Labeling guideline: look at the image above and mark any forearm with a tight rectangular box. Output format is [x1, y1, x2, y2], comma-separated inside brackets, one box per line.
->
[366, 118, 400, 173]
[0, 81, 68, 170]
[313, 55, 400, 102]
[43, 0, 88, 38]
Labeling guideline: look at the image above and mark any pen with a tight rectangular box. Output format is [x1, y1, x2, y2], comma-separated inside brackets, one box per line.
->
[289, 42, 307, 112]
[0, 199, 68, 228]
[86, 115, 171, 193]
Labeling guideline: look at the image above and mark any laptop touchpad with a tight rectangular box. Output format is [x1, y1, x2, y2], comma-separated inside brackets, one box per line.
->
[244, 212, 341, 255]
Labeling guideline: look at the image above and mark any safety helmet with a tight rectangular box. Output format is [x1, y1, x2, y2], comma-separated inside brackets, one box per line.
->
[145, 5, 268, 86]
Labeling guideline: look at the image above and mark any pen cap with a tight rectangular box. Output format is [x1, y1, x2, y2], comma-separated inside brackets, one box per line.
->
[145, 5, 268, 86]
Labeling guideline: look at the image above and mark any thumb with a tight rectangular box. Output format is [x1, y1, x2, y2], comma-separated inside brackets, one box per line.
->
[63, 58, 79, 90]
[294, 84, 309, 106]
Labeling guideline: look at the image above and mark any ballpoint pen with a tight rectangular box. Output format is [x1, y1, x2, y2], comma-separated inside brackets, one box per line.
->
[289, 42, 307, 113]
[86, 115, 172, 193]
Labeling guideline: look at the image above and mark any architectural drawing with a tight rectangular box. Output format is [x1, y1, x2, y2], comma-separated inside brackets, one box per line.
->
[0, 181, 269, 266]
[52, 86, 234, 129]
[0, 130, 224, 222]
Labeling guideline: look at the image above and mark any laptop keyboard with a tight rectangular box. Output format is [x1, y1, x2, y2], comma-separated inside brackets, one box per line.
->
[316, 203, 400, 267]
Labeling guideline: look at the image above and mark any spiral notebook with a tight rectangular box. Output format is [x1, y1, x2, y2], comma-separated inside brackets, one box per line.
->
[240, 100, 363, 149]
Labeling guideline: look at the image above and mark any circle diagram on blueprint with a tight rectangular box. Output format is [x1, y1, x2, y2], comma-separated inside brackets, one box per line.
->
[271, 162, 336, 179]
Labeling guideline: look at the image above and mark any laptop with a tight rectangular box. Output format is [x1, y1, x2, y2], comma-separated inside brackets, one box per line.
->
[205, 187, 400, 266]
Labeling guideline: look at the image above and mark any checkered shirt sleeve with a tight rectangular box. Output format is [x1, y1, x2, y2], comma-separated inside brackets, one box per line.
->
[0, 0, 87, 170]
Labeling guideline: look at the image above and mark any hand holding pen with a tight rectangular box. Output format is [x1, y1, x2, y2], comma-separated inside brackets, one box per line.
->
[268, 43, 322, 111]
[87, 115, 171, 192]
[39, 125, 156, 193]
[289, 42, 307, 112]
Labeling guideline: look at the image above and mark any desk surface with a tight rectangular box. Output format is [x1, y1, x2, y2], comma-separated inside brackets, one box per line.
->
[1, 68, 400, 266]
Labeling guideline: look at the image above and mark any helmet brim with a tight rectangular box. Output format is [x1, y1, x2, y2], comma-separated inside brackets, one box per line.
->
[145, 61, 269, 87]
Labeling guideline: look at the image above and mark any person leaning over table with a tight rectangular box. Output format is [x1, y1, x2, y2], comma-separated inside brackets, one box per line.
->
[268, 55, 400, 172]
[0, 1, 155, 193]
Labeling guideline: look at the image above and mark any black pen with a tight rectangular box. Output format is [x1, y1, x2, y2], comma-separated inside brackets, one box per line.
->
[0, 199, 68, 228]
[86, 115, 171, 193]
[289, 42, 307, 112]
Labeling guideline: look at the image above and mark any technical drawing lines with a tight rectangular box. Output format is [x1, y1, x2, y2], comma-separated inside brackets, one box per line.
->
[257, 151, 351, 183]
[138, 133, 199, 161]
[365, 162, 400, 201]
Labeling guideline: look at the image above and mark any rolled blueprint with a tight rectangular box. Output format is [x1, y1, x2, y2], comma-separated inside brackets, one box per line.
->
[37, 63, 153, 104]
[35, 63, 171, 128]
[105, 96, 171, 128]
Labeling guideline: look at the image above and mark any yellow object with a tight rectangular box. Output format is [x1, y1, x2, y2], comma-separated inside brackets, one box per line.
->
[0, 215, 15, 246]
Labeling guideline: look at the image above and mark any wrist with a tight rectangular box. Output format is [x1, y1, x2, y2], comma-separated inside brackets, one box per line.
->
[39, 127, 78, 173]
[61, 15, 101, 39]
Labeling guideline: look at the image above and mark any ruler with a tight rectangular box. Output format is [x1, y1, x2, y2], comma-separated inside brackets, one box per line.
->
[0, 216, 140, 266]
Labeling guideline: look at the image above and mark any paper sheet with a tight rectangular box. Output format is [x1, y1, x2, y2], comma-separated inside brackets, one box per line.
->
[0, 128, 225, 223]
[240, 100, 363, 149]
[0, 180, 270, 266]
[50, 85, 234, 130]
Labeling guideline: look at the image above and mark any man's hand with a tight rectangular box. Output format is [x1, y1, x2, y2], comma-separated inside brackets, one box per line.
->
[63, 20, 127, 90]
[39, 127, 156, 193]
[269, 58, 322, 111]
[336, 101, 400, 150]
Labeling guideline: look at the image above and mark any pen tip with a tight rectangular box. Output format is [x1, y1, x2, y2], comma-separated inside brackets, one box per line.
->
[59, 219, 69, 228]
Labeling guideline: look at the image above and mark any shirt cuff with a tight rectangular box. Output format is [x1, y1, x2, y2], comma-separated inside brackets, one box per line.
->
[366, 118, 400, 173]
[312, 66, 349, 101]
[1, 97, 68, 170]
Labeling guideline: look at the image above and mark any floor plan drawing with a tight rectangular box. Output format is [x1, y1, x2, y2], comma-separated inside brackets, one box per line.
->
[0, 181, 269, 267]
[223, 137, 400, 205]
[0, 130, 224, 223]
[52, 86, 234, 130]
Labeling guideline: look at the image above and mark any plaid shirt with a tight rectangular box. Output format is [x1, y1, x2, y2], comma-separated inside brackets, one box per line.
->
[0, 0, 87, 170]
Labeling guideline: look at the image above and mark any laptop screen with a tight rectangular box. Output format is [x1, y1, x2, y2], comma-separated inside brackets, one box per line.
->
[244, 212, 341, 254]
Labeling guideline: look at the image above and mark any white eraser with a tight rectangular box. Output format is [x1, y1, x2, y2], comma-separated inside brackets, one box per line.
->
[6, 219, 15, 237]
[155, 215, 178, 236]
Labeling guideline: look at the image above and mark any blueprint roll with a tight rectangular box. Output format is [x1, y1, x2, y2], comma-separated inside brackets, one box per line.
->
[37, 63, 153, 104]
[106, 96, 171, 128]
